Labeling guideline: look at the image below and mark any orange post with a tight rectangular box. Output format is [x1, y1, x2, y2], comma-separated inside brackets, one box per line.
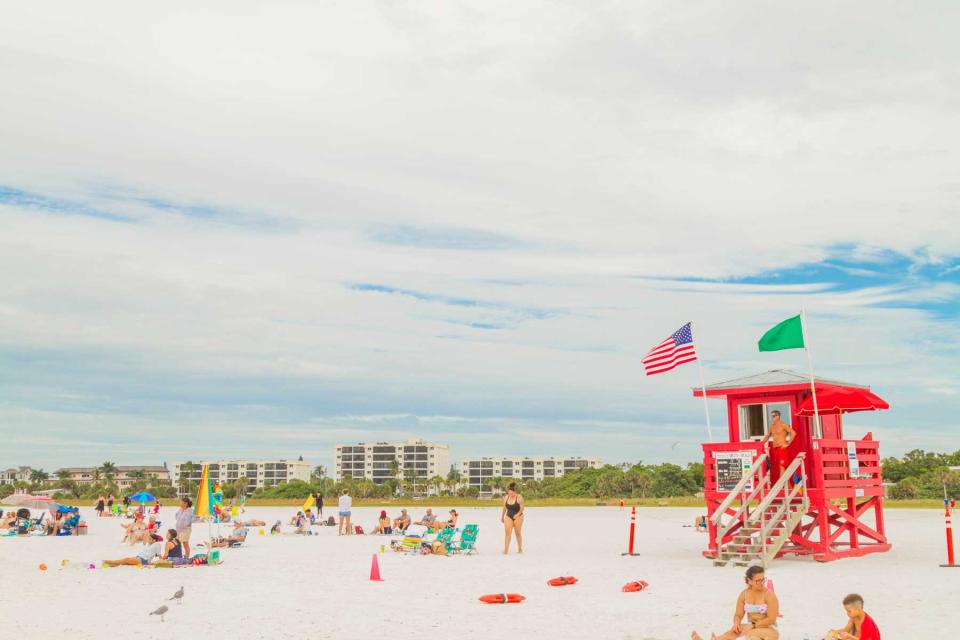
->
[621, 506, 639, 556]
[941, 499, 959, 568]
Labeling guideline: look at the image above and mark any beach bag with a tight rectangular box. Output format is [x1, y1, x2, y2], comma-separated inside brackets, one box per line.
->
[354, 525, 364, 535]
[326, 516, 335, 526]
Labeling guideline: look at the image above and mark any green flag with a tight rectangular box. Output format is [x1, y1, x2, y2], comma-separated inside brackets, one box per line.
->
[758, 314, 805, 351]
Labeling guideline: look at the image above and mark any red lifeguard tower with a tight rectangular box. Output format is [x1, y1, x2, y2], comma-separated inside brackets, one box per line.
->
[696, 369, 891, 566]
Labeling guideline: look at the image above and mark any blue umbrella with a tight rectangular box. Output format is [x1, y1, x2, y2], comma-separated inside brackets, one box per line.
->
[128, 491, 156, 503]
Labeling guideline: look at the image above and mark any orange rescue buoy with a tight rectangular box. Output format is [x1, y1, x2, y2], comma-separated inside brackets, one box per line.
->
[547, 576, 578, 586]
[621, 580, 649, 592]
[479, 593, 526, 604]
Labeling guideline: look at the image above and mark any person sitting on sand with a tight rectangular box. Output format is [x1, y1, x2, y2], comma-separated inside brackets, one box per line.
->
[129, 516, 159, 545]
[393, 509, 411, 533]
[692, 565, 779, 640]
[441, 509, 460, 529]
[305, 508, 316, 525]
[414, 508, 437, 528]
[270, 520, 282, 535]
[121, 512, 145, 543]
[370, 510, 392, 535]
[825, 593, 881, 640]
[695, 515, 708, 533]
[293, 512, 310, 535]
[289, 511, 304, 526]
[104, 529, 182, 567]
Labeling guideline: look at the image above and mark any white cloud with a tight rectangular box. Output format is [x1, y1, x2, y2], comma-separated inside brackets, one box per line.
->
[0, 2, 957, 469]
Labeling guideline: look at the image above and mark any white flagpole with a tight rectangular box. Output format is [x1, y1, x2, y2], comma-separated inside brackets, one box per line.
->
[799, 308, 821, 438]
[692, 321, 714, 442]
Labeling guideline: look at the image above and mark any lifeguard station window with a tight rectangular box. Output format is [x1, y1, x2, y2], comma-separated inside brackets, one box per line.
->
[738, 402, 791, 440]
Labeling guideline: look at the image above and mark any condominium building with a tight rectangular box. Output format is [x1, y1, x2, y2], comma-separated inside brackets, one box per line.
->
[335, 439, 450, 484]
[57, 465, 171, 489]
[0, 466, 33, 485]
[459, 456, 603, 493]
[170, 459, 311, 496]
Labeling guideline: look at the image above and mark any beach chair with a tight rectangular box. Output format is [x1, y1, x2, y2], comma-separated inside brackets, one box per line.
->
[399, 524, 428, 554]
[450, 524, 478, 555]
[435, 526, 457, 549]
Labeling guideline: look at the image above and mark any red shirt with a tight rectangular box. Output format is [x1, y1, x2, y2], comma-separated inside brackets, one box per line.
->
[859, 613, 881, 640]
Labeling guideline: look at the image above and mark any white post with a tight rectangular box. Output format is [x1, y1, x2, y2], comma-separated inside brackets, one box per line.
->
[799, 308, 821, 438]
[692, 321, 714, 442]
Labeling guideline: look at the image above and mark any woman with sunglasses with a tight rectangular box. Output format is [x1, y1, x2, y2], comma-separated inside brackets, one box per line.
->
[692, 565, 779, 639]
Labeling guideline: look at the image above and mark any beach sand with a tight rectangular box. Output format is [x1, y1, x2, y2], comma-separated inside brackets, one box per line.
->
[0, 506, 954, 638]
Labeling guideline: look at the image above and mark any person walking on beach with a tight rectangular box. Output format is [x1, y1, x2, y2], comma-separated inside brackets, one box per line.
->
[500, 482, 524, 554]
[338, 489, 352, 535]
[175, 497, 198, 557]
[107, 494, 115, 515]
[761, 410, 796, 482]
[826, 593, 881, 640]
[315, 491, 324, 518]
[95, 495, 106, 518]
[691, 565, 779, 639]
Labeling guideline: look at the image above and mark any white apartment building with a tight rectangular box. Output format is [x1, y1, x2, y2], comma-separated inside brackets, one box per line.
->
[460, 456, 603, 493]
[171, 458, 311, 496]
[335, 439, 450, 484]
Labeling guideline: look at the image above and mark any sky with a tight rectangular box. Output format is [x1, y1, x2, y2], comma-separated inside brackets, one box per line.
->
[1, 2, 957, 473]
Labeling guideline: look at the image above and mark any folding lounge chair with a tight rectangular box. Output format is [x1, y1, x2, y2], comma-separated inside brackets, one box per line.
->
[451, 524, 478, 554]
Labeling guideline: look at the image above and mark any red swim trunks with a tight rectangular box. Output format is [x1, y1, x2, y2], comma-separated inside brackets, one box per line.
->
[772, 446, 791, 470]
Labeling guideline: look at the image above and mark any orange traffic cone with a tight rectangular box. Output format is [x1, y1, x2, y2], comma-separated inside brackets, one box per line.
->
[369, 553, 383, 581]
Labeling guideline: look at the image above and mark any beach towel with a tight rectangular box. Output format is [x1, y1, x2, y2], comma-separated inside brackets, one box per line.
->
[859, 613, 881, 640]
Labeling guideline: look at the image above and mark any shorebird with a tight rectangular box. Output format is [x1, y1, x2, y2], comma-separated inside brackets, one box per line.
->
[149, 605, 169, 622]
[169, 586, 184, 604]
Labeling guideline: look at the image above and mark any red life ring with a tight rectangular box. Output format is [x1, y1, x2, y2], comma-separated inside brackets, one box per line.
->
[621, 580, 649, 592]
[478, 593, 526, 604]
[547, 576, 578, 587]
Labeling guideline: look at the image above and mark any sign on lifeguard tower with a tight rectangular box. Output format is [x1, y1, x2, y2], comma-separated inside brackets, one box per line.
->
[714, 451, 754, 493]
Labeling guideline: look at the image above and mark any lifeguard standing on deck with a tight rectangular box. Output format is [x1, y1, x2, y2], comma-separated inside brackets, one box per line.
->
[761, 410, 796, 482]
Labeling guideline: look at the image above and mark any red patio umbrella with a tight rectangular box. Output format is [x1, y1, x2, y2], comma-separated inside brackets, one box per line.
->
[796, 386, 889, 416]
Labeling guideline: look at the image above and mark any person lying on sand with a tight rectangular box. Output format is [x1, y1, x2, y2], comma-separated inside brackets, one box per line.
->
[370, 510, 392, 535]
[203, 522, 249, 548]
[104, 529, 182, 567]
[825, 593, 881, 640]
[414, 509, 437, 527]
[392, 509, 411, 532]
[691, 565, 779, 640]
[237, 518, 266, 527]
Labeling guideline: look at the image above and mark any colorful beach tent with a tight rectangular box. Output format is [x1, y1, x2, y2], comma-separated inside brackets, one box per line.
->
[195, 465, 215, 518]
[796, 386, 889, 416]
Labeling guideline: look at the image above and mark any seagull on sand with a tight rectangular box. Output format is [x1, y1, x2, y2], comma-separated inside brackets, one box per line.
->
[169, 586, 184, 604]
[149, 605, 169, 622]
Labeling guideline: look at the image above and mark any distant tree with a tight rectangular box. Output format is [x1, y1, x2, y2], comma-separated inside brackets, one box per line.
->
[100, 462, 118, 482]
[30, 468, 49, 484]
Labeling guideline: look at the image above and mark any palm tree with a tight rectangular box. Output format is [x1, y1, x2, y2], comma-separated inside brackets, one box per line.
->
[100, 462, 118, 483]
[30, 468, 49, 485]
[179, 461, 196, 496]
[429, 475, 445, 496]
[312, 465, 327, 483]
[446, 468, 461, 494]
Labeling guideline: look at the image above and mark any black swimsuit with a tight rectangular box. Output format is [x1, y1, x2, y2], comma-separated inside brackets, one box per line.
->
[505, 498, 521, 520]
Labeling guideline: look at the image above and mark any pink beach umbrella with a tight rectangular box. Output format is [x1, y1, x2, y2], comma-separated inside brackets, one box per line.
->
[2, 494, 56, 510]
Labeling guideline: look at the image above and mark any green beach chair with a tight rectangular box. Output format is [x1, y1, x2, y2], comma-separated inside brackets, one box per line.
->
[452, 524, 478, 555]
[435, 526, 457, 551]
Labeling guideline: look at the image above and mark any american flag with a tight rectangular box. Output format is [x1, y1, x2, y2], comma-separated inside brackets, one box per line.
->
[642, 322, 697, 376]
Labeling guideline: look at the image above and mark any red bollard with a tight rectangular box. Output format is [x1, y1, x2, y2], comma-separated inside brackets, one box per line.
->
[941, 499, 959, 568]
[621, 506, 639, 556]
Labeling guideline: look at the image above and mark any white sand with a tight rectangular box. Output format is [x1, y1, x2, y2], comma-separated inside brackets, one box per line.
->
[1, 506, 955, 638]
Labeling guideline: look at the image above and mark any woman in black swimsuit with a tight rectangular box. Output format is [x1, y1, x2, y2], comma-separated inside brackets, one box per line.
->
[95, 495, 105, 518]
[500, 482, 524, 554]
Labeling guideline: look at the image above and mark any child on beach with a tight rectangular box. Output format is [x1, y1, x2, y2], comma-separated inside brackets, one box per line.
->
[691, 565, 779, 639]
[826, 594, 881, 640]
[104, 529, 182, 567]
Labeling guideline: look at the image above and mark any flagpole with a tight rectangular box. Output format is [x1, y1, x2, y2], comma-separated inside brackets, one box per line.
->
[692, 321, 714, 442]
[799, 308, 821, 438]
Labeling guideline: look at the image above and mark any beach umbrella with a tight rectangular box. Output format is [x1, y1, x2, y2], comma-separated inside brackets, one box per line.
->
[194, 465, 215, 547]
[128, 491, 156, 503]
[1, 494, 55, 510]
[796, 386, 889, 416]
